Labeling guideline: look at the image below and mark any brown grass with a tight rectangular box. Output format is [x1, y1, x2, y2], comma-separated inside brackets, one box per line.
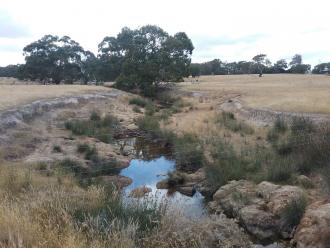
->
[182, 74, 330, 114]
[0, 83, 112, 111]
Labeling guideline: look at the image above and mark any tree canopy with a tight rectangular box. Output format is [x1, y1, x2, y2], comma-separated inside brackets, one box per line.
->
[21, 35, 94, 84]
[98, 25, 194, 95]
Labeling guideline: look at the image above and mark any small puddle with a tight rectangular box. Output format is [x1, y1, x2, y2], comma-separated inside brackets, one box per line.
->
[119, 137, 206, 218]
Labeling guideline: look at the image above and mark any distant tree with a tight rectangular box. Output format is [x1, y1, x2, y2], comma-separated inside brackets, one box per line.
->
[190, 64, 200, 77]
[0, 64, 21, 77]
[312, 62, 330, 74]
[289, 54, 302, 67]
[22, 35, 94, 84]
[98, 25, 194, 96]
[289, 54, 311, 74]
[252, 54, 271, 76]
[273, 59, 288, 73]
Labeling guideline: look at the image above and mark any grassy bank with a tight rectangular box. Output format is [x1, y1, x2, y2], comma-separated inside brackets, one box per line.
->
[0, 163, 163, 247]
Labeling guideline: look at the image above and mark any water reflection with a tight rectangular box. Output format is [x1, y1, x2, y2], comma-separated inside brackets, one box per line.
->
[119, 151, 206, 218]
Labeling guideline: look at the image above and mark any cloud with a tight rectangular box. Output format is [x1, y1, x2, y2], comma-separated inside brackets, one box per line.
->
[0, 10, 30, 38]
[0, 0, 329, 66]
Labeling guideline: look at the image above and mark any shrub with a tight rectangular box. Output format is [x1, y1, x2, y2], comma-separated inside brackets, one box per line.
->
[56, 158, 88, 176]
[206, 151, 247, 191]
[53, 145, 62, 153]
[132, 106, 142, 113]
[267, 129, 280, 143]
[90, 111, 101, 121]
[266, 157, 295, 182]
[173, 133, 204, 172]
[129, 97, 147, 108]
[216, 112, 254, 135]
[274, 116, 287, 133]
[145, 102, 157, 116]
[281, 196, 307, 230]
[156, 92, 179, 107]
[84, 146, 98, 160]
[267, 117, 287, 143]
[77, 143, 91, 153]
[291, 116, 314, 135]
[136, 115, 160, 135]
[65, 113, 119, 143]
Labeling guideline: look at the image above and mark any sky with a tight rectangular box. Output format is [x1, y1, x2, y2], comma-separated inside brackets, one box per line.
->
[0, 0, 329, 66]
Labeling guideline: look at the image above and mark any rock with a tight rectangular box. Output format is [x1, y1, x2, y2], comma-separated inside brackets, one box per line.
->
[211, 180, 308, 242]
[177, 186, 196, 197]
[156, 179, 169, 189]
[295, 175, 314, 188]
[213, 180, 257, 217]
[256, 181, 281, 199]
[129, 186, 152, 198]
[294, 201, 330, 248]
[0, 93, 119, 133]
[99, 175, 132, 189]
[122, 145, 134, 156]
[239, 205, 278, 240]
[267, 185, 305, 216]
[184, 168, 206, 183]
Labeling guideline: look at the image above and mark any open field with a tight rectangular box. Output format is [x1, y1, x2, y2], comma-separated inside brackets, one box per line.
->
[0, 79, 112, 111]
[182, 74, 330, 114]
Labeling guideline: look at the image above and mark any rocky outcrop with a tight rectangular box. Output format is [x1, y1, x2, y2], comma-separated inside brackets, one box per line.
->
[155, 168, 207, 197]
[266, 185, 304, 216]
[129, 186, 152, 198]
[99, 175, 132, 189]
[143, 213, 253, 248]
[209, 180, 307, 241]
[0, 92, 122, 134]
[293, 201, 330, 248]
[239, 205, 278, 240]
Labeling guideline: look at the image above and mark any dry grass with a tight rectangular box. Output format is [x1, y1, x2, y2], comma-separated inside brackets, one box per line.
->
[182, 74, 330, 114]
[0, 82, 112, 111]
[0, 162, 252, 248]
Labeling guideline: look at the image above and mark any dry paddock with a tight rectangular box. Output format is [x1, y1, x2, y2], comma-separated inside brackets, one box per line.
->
[182, 74, 330, 114]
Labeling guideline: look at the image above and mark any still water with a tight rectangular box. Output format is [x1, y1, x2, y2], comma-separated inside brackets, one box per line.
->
[119, 137, 206, 218]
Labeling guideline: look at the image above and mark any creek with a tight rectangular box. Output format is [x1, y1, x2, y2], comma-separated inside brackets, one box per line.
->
[118, 137, 206, 218]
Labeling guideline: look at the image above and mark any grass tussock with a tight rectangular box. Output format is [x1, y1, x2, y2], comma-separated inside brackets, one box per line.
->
[0, 164, 163, 248]
[280, 196, 307, 230]
[129, 97, 148, 108]
[172, 133, 204, 172]
[216, 112, 254, 135]
[65, 112, 119, 143]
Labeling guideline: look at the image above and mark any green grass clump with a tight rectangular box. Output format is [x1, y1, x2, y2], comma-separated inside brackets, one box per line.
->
[173, 133, 204, 172]
[85, 146, 98, 160]
[266, 157, 295, 182]
[90, 111, 101, 121]
[280, 196, 307, 230]
[65, 113, 119, 143]
[132, 106, 142, 113]
[136, 115, 160, 136]
[129, 97, 148, 108]
[274, 116, 288, 133]
[52, 145, 62, 153]
[291, 116, 314, 135]
[216, 112, 254, 135]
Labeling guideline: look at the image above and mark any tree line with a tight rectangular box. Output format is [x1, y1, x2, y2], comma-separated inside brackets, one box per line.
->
[1, 26, 329, 92]
[190, 54, 329, 77]
[0, 25, 194, 96]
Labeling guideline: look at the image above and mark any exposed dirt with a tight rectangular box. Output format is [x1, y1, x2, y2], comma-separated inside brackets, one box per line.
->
[0, 88, 142, 186]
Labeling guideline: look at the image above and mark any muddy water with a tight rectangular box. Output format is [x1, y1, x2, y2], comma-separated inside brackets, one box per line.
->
[119, 137, 206, 218]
